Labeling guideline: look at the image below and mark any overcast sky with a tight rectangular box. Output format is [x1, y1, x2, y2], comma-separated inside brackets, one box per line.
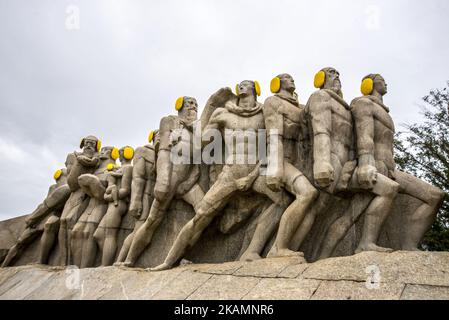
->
[0, 0, 448, 220]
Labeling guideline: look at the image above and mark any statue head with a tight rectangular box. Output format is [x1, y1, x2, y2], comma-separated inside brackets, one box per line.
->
[361, 74, 387, 96]
[148, 129, 160, 146]
[236, 80, 261, 99]
[99, 146, 115, 161]
[175, 96, 198, 124]
[270, 74, 296, 93]
[80, 135, 100, 157]
[314, 67, 342, 96]
[119, 146, 134, 163]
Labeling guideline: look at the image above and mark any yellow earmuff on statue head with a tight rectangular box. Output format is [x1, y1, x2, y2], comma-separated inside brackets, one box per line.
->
[361, 78, 374, 96]
[175, 97, 184, 111]
[123, 146, 134, 160]
[53, 169, 63, 181]
[254, 80, 261, 96]
[106, 163, 115, 171]
[314, 70, 326, 89]
[148, 130, 155, 143]
[270, 77, 281, 93]
[235, 84, 239, 95]
[111, 147, 120, 161]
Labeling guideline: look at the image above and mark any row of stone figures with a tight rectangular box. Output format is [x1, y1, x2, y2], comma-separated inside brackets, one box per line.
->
[1, 68, 445, 270]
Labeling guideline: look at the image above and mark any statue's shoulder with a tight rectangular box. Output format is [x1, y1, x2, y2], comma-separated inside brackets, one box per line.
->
[350, 96, 375, 113]
[264, 95, 281, 105]
[134, 145, 155, 163]
[159, 115, 179, 130]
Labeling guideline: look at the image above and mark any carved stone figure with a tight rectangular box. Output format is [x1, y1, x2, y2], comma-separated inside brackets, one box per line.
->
[115, 132, 159, 264]
[94, 146, 134, 266]
[151, 81, 293, 271]
[115, 97, 205, 267]
[1, 163, 71, 267]
[262, 73, 319, 259]
[52, 135, 101, 266]
[70, 146, 116, 268]
[319, 74, 445, 257]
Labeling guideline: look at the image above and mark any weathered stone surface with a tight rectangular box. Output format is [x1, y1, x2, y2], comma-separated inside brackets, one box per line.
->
[234, 256, 304, 278]
[2, 251, 449, 300]
[401, 284, 449, 300]
[244, 278, 320, 300]
[187, 274, 260, 300]
[311, 280, 405, 300]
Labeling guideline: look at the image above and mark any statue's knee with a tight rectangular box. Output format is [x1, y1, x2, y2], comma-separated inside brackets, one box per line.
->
[303, 187, 319, 202]
[383, 180, 400, 197]
[429, 188, 445, 206]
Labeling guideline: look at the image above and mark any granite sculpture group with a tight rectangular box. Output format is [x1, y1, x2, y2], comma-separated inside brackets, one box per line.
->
[1, 68, 445, 270]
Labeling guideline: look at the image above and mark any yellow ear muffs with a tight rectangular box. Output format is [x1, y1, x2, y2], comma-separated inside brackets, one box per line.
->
[270, 77, 281, 93]
[254, 81, 261, 96]
[111, 147, 119, 160]
[53, 169, 63, 181]
[96, 139, 102, 152]
[235, 84, 239, 95]
[314, 71, 326, 89]
[148, 130, 155, 143]
[361, 78, 374, 96]
[123, 147, 134, 160]
[106, 163, 115, 171]
[175, 97, 184, 111]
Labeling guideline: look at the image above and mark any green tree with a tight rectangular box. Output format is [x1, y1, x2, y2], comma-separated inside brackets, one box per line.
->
[394, 82, 449, 251]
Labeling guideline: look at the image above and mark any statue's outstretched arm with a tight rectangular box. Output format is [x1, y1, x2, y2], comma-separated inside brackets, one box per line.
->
[352, 99, 377, 188]
[309, 93, 333, 187]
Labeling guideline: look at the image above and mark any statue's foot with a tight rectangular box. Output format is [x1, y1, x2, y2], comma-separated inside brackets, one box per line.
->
[355, 244, 394, 254]
[147, 263, 172, 272]
[113, 261, 134, 268]
[267, 247, 304, 259]
[401, 245, 421, 252]
[239, 252, 262, 262]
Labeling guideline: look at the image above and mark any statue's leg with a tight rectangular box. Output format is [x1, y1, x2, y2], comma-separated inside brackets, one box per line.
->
[71, 220, 85, 267]
[355, 174, 400, 253]
[115, 215, 146, 264]
[316, 194, 358, 260]
[45, 185, 71, 208]
[394, 170, 445, 250]
[128, 158, 147, 217]
[239, 176, 291, 261]
[99, 201, 127, 266]
[123, 196, 173, 267]
[268, 165, 319, 258]
[291, 192, 332, 254]
[181, 184, 205, 210]
[78, 174, 106, 200]
[80, 202, 107, 268]
[2, 228, 41, 267]
[38, 215, 60, 264]
[151, 175, 238, 271]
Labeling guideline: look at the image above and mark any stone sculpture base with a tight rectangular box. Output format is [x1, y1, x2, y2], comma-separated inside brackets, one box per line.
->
[0, 191, 424, 268]
[1, 251, 449, 300]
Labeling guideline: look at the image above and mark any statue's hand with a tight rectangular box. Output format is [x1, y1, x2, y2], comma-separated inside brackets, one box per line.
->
[314, 161, 334, 188]
[77, 155, 97, 167]
[358, 165, 378, 189]
[129, 204, 142, 219]
[266, 176, 283, 192]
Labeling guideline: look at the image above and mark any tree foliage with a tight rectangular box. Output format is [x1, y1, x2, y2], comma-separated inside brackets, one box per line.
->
[394, 82, 449, 250]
